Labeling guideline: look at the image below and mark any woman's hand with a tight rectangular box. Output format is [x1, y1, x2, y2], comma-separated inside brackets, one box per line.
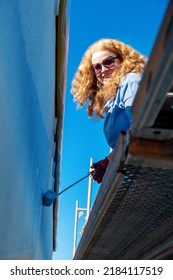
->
[91, 157, 109, 183]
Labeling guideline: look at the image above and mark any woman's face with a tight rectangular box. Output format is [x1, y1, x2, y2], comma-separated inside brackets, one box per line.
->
[91, 51, 121, 84]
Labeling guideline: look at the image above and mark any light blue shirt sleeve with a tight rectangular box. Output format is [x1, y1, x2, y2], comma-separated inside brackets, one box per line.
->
[120, 73, 141, 125]
[104, 73, 141, 148]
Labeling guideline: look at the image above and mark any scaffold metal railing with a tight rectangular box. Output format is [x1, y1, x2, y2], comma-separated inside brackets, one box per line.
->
[73, 0, 173, 260]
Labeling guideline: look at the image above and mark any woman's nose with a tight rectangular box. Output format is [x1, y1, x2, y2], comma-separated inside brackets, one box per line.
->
[101, 64, 107, 72]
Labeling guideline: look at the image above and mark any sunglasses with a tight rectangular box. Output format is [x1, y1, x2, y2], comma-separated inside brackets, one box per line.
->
[90, 56, 119, 74]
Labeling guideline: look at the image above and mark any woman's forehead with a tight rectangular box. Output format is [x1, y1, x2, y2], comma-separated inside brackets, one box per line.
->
[92, 51, 116, 63]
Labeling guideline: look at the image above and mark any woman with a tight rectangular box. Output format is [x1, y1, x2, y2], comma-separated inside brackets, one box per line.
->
[71, 38, 147, 183]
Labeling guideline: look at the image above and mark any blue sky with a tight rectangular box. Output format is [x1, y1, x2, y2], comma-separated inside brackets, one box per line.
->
[53, 0, 169, 260]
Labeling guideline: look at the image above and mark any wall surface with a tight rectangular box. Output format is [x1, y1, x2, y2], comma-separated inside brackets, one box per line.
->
[0, 0, 58, 259]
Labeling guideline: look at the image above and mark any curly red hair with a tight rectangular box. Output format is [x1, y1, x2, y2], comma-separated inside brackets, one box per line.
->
[71, 38, 147, 118]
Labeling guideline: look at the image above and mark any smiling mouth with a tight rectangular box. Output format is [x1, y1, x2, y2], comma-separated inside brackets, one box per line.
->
[102, 72, 112, 78]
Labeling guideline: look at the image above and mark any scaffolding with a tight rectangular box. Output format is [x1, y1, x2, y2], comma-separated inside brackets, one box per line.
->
[73, 0, 173, 260]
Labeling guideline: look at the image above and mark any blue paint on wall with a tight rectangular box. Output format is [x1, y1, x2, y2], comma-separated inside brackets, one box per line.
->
[0, 0, 58, 259]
